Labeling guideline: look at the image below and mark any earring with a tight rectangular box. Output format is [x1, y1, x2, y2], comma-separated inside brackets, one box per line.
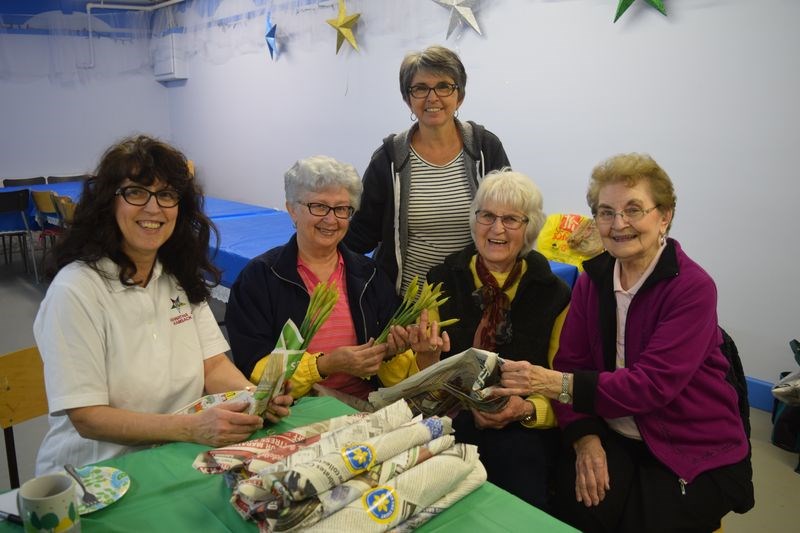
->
[659, 232, 666, 246]
[410, 112, 417, 122]
[454, 108, 459, 119]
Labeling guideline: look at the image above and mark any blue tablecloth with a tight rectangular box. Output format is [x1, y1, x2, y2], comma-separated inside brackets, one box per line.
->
[210, 210, 579, 289]
[204, 197, 275, 219]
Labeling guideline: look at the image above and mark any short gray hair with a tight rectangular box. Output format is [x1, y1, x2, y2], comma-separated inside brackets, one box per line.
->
[284, 155, 362, 210]
[399, 45, 467, 106]
[469, 168, 546, 255]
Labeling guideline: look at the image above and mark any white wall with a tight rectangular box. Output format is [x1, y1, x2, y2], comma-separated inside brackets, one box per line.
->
[0, 35, 171, 178]
[1, 0, 797, 383]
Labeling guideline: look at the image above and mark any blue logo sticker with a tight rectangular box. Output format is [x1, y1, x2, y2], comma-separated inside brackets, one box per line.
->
[363, 486, 397, 523]
[342, 443, 375, 473]
[422, 417, 444, 438]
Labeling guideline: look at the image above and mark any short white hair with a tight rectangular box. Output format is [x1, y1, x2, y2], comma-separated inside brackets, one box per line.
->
[284, 155, 362, 210]
[469, 168, 546, 255]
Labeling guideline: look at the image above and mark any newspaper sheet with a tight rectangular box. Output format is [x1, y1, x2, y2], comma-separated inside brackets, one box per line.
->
[368, 347, 508, 417]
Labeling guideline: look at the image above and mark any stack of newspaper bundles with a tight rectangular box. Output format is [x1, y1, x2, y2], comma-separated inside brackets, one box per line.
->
[193, 399, 486, 532]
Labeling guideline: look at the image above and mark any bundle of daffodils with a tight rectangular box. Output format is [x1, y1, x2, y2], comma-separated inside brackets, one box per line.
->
[249, 282, 339, 416]
[375, 277, 457, 347]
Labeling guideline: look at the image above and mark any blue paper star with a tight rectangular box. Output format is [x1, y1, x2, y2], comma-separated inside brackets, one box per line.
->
[265, 12, 277, 60]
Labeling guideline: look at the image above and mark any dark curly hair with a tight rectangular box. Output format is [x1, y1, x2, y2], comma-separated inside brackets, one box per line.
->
[51, 135, 220, 303]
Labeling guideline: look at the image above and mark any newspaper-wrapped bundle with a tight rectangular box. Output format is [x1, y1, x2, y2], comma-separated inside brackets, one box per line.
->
[369, 347, 507, 417]
[234, 415, 452, 521]
[173, 389, 254, 415]
[272, 436, 456, 532]
[386, 456, 488, 532]
[280, 416, 452, 500]
[773, 369, 800, 406]
[305, 443, 484, 532]
[250, 319, 306, 417]
[194, 400, 412, 474]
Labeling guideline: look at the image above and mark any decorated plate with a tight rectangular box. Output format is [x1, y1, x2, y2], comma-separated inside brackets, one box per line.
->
[73, 466, 131, 515]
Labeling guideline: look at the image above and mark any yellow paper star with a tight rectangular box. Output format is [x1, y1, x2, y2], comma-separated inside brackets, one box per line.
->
[326, 0, 360, 53]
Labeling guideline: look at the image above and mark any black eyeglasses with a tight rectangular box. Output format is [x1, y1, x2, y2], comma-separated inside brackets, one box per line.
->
[407, 82, 459, 99]
[299, 202, 354, 219]
[594, 205, 659, 225]
[115, 186, 181, 208]
[474, 210, 529, 230]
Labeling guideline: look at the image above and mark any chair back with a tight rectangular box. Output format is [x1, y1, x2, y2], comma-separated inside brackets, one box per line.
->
[0, 188, 30, 217]
[47, 174, 90, 184]
[2, 177, 46, 187]
[0, 346, 48, 488]
[31, 190, 61, 226]
[53, 195, 77, 225]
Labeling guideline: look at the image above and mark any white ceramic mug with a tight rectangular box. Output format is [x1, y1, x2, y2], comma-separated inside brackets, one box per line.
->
[17, 474, 81, 532]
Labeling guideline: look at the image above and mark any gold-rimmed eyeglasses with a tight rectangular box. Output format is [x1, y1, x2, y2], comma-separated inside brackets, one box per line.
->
[474, 210, 529, 230]
[594, 205, 660, 225]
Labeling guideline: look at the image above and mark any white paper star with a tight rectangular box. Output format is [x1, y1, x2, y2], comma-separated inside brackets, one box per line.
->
[433, 0, 482, 39]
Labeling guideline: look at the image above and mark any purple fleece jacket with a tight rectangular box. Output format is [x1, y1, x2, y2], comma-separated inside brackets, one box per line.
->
[553, 239, 748, 483]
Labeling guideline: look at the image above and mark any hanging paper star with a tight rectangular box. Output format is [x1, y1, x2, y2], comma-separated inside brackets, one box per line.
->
[614, 0, 667, 23]
[326, 0, 360, 54]
[265, 12, 277, 60]
[433, 0, 482, 39]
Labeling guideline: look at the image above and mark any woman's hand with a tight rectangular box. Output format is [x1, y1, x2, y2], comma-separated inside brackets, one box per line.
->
[407, 309, 451, 369]
[317, 339, 387, 378]
[573, 434, 610, 507]
[192, 401, 264, 447]
[495, 359, 562, 399]
[471, 395, 531, 430]
[264, 391, 293, 424]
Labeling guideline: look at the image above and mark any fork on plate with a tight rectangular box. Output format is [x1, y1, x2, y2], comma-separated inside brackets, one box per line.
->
[64, 464, 101, 507]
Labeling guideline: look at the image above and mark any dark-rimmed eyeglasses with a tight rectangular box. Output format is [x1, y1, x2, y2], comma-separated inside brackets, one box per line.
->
[474, 210, 529, 230]
[407, 83, 459, 99]
[115, 186, 181, 208]
[594, 205, 659, 225]
[299, 202, 354, 219]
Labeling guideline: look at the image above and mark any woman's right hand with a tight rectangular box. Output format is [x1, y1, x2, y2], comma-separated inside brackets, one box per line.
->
[317, 339, 387, 378]
[573, 434, 610, 507]
[192, 401, 264, 447]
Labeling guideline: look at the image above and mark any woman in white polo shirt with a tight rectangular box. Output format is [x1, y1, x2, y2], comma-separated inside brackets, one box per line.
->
[33, 135, 293, 475]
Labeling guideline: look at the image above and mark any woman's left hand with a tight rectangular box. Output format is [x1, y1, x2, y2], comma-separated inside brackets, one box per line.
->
[471, 395, 530, 430]
[407, 309, 450, 369]
[263, 382, 293, 424]
[494, 359, 561, 399]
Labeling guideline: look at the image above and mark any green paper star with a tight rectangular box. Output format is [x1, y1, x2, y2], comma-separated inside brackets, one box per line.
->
[614, 0, 667, 23]
[326, 0, 360, 54]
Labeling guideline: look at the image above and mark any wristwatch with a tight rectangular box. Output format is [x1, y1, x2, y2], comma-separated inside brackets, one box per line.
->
[557, 372, 572, 404]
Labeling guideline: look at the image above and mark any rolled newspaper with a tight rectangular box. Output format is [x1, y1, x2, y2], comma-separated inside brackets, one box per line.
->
[305, 443, 482, 532]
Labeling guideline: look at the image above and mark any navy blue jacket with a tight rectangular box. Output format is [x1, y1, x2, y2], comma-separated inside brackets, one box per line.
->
[225, 235, 400, 379]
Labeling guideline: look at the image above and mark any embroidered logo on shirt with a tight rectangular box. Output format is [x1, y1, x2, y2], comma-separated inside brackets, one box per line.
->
[169, 295, 192, 325]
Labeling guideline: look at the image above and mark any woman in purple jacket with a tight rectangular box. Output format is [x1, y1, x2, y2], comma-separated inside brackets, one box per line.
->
[495, 153, 753, 533]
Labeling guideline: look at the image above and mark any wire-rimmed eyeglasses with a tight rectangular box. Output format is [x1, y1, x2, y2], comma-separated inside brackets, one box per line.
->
[298, 202, 354, 219]
[594, 205, 660, 225]
[115, 186, 180, 208]
[474, 210, 529, 230]
[407, 83, 459, 99]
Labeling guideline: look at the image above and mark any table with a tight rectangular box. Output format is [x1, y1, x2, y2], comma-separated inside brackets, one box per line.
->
[0, 397, 576, 532]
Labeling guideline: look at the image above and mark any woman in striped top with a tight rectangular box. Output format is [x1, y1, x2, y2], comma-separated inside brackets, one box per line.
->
[344, 45, 510, 294]
[226, 156, 447, 403]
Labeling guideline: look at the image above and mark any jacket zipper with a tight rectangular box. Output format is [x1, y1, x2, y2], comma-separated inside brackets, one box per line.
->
[679, 478, 687, 496]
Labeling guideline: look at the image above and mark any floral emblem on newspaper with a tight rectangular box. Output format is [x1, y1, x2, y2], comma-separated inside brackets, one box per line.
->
[342, 443, 375, 474]
[363, 486, 398, 523]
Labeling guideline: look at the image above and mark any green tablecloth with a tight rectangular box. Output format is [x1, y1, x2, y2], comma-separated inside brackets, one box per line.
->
[2, 396, 576, 532]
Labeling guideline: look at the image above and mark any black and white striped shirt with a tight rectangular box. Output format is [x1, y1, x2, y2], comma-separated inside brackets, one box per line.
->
[401, 147, 474, 293]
